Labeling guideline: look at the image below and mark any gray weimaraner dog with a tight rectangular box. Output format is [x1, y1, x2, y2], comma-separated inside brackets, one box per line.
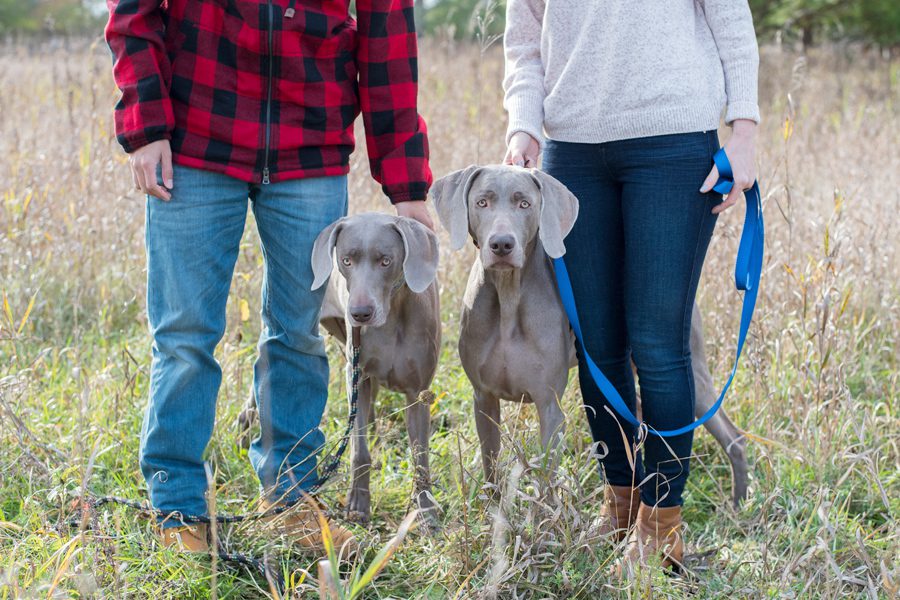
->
[432, 165, 748, 507]
[312, 213, 441, 525]
[238, 213, 441, 524]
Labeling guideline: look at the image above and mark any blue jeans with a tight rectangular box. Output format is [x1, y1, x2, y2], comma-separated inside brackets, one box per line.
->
[141, 164, 348, 523]
[542, 131, 720, 507]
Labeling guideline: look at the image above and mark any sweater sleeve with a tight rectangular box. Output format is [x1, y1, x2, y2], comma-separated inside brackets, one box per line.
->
[356, 0, 432, 204]
[502, 0, 546, 147]
[105, 0, 174, 153]
[702, 0, 760, 124]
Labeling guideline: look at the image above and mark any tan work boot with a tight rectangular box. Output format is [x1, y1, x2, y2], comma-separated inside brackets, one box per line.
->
[160, 523, 210, 553]
[260, 500, 358, 557]
[617, 503, 684, 574]
[598, 485, 641, 542]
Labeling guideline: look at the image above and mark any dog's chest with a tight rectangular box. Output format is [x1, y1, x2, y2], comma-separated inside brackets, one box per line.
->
[460, 287, 570, 400]
[359, 321, 436, 393]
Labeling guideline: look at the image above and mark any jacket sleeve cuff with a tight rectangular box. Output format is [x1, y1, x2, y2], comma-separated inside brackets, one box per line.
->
[118, 127, 171, 154]
[724, 101, 761, 125]
[385, 183, 429, 205]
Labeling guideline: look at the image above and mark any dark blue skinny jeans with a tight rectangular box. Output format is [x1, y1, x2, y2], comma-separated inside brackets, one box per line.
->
[542, 131, 720, 507]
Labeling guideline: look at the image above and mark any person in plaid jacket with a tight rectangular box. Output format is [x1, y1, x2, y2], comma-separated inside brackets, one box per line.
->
[106, 0, 433, 554]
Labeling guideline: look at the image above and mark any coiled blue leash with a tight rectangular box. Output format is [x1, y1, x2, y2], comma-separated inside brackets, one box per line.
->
[552, 148, 764, 437]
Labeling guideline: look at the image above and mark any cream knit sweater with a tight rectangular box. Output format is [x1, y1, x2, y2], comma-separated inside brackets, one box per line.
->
[503, 0, 760, 146]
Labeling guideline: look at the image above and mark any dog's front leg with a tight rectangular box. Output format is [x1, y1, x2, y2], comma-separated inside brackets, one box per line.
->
[536, 394, 565, 451]
[535, 393, 566, 478]
[474, 390, 501, 490]
[405, 391, 438, 529]
[347, 377, 376, 522]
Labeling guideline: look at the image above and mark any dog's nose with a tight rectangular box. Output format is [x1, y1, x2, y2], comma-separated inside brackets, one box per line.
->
[350, 305, 374, 323]
[488, 234, 516, 257]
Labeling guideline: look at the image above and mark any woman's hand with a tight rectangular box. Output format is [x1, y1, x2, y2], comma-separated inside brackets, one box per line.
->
[700, 119, 757, 215]
[504, 131, 540, 168]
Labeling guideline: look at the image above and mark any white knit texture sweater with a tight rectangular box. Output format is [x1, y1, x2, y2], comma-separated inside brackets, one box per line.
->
[503, 0, 760, 146]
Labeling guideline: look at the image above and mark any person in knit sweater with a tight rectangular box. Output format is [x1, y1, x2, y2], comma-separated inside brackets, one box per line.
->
[502, 0, 760, 571]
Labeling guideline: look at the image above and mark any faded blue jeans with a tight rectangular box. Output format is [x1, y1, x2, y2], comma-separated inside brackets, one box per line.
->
[543, 131, 720, 507]
[141, 164, 347, 523]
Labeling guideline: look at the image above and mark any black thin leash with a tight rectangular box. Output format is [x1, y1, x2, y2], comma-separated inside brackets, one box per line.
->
[67, 327, 362, 593]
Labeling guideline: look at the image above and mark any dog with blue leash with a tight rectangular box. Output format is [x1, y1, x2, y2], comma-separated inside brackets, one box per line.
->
[433, 154, 760, 570]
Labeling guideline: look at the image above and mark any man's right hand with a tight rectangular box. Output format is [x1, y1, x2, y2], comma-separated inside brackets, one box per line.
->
[130, 139, 174, 201]
[503, 131, 540, 169]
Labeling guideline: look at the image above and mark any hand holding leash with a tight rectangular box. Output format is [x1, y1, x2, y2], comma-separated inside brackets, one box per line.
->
[701, 119, 758, 214]
[505, 131, 540, 168]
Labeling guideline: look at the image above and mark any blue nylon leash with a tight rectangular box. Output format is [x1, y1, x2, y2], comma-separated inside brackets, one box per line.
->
[552, 148, 764, 437]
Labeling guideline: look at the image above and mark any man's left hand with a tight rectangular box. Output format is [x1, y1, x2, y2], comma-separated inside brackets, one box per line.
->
[396, 200, 435, 231]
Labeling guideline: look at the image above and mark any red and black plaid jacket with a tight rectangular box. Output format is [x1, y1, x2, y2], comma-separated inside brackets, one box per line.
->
[105, 0, 431, 203]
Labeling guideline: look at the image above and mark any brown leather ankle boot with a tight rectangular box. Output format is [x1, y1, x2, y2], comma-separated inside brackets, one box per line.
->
[598, 484, 641, 542]
[160, 523, 210, 553]
[618, 502, 684, 573]
[259, 499, 358, 558]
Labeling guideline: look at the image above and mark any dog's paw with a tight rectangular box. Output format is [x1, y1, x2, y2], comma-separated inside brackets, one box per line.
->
[413, 490, 441, 533]
[417, 507, 441, 534]
[345, 489, 371, 524]
[344, 510, 370, 524]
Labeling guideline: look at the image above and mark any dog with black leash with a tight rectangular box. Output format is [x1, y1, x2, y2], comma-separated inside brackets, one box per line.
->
[241, 212, 442, 527]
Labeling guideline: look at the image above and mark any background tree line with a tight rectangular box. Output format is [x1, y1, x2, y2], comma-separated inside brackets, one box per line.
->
[420, 0, 899, 49]
[0, 0, 897, 50]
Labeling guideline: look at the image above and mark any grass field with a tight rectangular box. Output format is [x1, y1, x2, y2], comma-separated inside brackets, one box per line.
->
[0, 37, 898, 598]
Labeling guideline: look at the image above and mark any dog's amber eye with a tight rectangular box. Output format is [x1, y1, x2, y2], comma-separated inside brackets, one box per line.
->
[341, 257, 351, 267]
[476, 198, 488, 208]
[519, 200, 531, 209]
[381, 257, 392, 267]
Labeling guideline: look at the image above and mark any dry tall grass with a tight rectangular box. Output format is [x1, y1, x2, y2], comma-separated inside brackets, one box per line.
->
[0, 37, 897, 598]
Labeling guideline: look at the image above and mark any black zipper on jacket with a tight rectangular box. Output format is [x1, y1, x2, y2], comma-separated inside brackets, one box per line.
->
[262, 0, 274, 185]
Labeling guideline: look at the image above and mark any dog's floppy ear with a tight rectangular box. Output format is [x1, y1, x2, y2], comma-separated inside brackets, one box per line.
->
[310, 218, 345, 290]
[531, 169, 579, 259]
[392, 216, 440, 294]
[431, 165, 482, 251]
